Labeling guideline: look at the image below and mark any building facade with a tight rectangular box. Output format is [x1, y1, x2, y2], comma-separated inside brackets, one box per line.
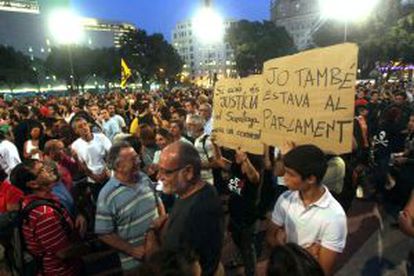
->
[0, 0, 136, 59]
[81, 18, 136, 49]
[0, 0, 39, 13]
[270, 0, 320, 50]
[172, 19, 237, 83]
[0, 1, 49, 59]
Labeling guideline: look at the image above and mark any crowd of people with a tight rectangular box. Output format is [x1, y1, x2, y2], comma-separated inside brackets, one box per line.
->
[0, 80, 412, 276]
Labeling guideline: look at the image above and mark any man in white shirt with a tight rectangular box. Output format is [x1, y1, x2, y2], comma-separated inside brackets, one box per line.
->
[107, 104, 127, 131]
[0, 134, 21, 176]
[71, 117, 112, 198]
[266, 145, 347, 276]
[187, 114, 215, 185]
[199, 103, 213, 135]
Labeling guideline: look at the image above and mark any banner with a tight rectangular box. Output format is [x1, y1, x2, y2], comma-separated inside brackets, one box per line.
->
[213, 75, 264, 155]
[121, 58, 132, 89]
[212, 43, 358, 155]
[262, 43, 358, 154]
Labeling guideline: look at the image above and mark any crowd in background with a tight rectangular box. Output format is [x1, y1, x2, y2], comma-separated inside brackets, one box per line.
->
[0, 80, 413, 276]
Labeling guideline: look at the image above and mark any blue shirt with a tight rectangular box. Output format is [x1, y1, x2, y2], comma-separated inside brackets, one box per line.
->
[204, 118, 213, 135]
[102, 118, 121, 141]
[52, 181, 75, 216]
[95, 172, 159, 271]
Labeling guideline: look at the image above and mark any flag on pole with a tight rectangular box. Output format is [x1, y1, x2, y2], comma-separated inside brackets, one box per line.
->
[121, 58, 132, 89]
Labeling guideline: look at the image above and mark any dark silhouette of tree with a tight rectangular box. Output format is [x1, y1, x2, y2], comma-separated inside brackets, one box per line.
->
[226, 20, 296, 77]
[119, 30, 183, 88]
[0, 46, 37, 91]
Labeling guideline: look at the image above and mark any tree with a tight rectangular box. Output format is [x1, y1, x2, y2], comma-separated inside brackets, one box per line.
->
[46, 46, 97, 92]
[312, 0, 414, 78]
[0, 46, 38, 91]
[92, 48, 121, 90]
[226, 20, 296, 77]
[46, 46, 121, 92]
[119, 30, 183, 87]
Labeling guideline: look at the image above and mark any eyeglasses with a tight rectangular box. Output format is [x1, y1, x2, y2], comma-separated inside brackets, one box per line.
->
[158, 165, 187, 176]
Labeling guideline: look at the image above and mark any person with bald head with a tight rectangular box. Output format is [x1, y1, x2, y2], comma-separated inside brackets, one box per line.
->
[44, 139, 74, 191]
[150, 141, 224, 275]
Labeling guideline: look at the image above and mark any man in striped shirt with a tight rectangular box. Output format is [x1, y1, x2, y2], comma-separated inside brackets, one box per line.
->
[11, 160, 83, 276]
[95, 142, 162, 272]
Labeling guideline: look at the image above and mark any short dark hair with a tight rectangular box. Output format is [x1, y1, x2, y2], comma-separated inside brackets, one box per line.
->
[71, 116, 87, 129]
[356, 105, 368, 115]
[170, 119, 184, 131]
[283, 145, 327, 184]
[185, 99, 197, 107]
[395, 91, 407, 99]
[123, 136, 142, 156]
[175, 142, 201, 180]
[10, 162, 37, 195]
[175, 108, 187, 118]
[106, 141, 132, 170]
[0, 166, 7, 182]
[156, 128, 173, 141]
[267, 243, 324, 276]
[139, 124, 156, 145]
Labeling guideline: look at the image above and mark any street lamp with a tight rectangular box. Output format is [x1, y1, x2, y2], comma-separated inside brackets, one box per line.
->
[48, 9, 84, 92]
[192, 0, 224, 87]
[192, 1, 224, 44]
[319, 0, 380, 42]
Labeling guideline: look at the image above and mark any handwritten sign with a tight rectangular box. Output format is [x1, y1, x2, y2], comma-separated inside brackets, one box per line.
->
[262, 43, 358, 154]
[213, 75, 264, 154]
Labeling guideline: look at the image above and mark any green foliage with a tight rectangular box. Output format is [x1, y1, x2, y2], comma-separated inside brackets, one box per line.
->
[0, 46, 37, 91]
[119, 30, 183, 85]
[226, 20, 296, 77]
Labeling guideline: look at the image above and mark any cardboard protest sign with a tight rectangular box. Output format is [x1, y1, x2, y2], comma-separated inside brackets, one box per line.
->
[213, 75, 264, 154]
[262, 43, 358, 154]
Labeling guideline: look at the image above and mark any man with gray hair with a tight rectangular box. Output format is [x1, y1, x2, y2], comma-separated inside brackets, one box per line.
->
[199, 103, 213, 135]
[187, 114, 215, 185]
[148, 141, 224, 275]
[95, 141, 163, 272]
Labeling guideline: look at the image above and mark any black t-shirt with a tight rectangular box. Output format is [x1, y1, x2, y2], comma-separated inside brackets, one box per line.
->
[163, 184, 224, 276]
[227, 162, 259, 226]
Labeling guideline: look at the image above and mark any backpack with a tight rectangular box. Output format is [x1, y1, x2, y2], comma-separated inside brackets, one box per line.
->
[3, 199, 70, 276]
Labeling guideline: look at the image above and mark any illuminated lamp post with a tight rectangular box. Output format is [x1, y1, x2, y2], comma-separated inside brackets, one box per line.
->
[48, 9, 84, 92]
[193, 0, 224, 87]
[319, 0, 380, 42]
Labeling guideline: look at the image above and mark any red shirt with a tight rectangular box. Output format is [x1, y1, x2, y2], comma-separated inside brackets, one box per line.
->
[0, 180, 23, 213]
[21, 194, 82, 276]
[58, 164, 73, 192]
[355, 98, 368, 107]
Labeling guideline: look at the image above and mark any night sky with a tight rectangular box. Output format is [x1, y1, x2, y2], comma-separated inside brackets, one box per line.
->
[71, 0, 270, 41]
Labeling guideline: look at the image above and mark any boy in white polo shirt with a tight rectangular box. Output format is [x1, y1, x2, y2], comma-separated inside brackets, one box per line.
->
[266, 144, 347, 276]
